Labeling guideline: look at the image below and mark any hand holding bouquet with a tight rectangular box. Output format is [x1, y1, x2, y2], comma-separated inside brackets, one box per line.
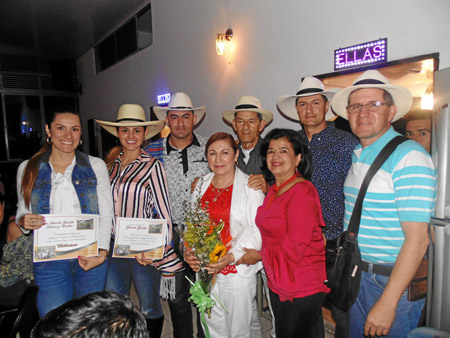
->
[182, 198, 228, 338]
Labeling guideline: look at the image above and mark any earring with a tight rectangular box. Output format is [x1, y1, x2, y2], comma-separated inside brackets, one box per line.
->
[46, 137, 51, 144]
[79, 139, 83, 146]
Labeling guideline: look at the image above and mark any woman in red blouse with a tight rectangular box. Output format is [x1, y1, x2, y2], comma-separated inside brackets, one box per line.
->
[255, 128, 329, 337]
[185, 132, 264, 338]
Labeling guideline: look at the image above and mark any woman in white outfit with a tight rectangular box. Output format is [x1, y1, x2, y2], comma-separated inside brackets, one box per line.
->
[185, 132, 264, 338]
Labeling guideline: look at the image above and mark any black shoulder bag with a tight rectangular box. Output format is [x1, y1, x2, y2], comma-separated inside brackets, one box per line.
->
[326, 136, 407, 311]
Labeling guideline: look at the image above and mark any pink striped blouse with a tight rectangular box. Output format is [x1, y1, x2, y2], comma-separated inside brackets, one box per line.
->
[109, 150, 183, 273]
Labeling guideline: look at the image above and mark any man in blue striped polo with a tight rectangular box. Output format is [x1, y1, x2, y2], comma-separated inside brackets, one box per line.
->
[331, 70, 436, 337]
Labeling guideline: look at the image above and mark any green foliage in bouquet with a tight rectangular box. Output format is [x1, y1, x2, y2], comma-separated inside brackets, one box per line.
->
[182, 192, 228, 338]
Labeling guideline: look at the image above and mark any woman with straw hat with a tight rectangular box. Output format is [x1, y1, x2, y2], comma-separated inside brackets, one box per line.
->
[96, 104, 175, 338]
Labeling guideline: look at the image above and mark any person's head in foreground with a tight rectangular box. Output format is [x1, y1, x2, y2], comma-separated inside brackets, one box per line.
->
[32, 290, 148, 338]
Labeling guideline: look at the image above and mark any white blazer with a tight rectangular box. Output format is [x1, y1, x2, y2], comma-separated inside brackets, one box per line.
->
[192, 167, 264, 277]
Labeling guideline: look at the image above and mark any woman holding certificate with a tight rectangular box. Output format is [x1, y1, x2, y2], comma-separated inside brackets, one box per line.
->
[96, 104, 173, 338]
[16, 108, 114, 317]
[185, 132, 265, 337]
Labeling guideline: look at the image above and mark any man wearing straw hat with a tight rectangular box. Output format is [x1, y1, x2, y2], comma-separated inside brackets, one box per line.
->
[222, 95, 273, 192]
[331, 70, 435, 337]
[223, 95, 274, 337]
[145, 92, 209, 338]
[278, 77, 358, 337]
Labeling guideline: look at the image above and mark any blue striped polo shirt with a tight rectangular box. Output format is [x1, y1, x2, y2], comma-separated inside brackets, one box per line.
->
[343, 127, 436, 263]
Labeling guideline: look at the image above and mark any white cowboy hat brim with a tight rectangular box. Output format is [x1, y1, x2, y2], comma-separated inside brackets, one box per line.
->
[331, 84, 412, 122]
[95, 119, 165, 140]
[277, 90, 337, 122]
[153, 105, 206, 125]
[222, 108, 273, 124]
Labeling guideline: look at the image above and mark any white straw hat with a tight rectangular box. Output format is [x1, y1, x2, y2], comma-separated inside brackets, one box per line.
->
[331, 70, 413, 122]
[95, 104, 164, 140]
[153, 92, 206, 124]
[222, 96, 273, 123]
[277, 77, 337, 121]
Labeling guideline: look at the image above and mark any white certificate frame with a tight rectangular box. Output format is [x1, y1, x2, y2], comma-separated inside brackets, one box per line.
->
[112, 217, 167, 260]
[33, 214, 99, 262]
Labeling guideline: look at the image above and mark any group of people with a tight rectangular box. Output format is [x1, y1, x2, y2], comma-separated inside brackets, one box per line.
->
[0, 69, 436, 338]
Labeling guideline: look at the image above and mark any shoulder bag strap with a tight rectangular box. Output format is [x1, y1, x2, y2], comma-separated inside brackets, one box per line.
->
[347, 136, 408, 237]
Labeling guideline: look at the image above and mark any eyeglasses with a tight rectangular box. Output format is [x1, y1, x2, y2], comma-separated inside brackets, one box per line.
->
[346, 101, 390, 114]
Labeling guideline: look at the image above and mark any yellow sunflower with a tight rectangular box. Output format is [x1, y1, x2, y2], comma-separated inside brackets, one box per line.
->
[209, 244, 227, 263]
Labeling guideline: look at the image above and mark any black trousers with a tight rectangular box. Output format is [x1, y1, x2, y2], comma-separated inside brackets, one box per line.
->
[269, 289, 327, 338]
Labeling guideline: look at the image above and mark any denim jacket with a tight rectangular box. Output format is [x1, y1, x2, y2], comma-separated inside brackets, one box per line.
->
[30, 150, 99, 215]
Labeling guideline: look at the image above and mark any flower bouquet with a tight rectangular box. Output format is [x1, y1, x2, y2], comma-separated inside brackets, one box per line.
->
[183, 197, 228, 338]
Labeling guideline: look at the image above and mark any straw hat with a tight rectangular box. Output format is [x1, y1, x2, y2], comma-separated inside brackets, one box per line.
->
[277, 77, 337, 121]
[331, 70, 413, 122]
[153, 92, 205, 124]
[222, 96, 273, 123]
[95, 104, 164, 140]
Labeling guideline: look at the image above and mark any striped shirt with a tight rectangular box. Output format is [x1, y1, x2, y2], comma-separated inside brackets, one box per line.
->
[110, 150, 183, 273]
[343, 127, 436, 263]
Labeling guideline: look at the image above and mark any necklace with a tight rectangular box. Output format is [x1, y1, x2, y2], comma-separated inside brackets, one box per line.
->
[211, 186, 229, 202]
[211, 175, 234, 203]
[266, 172, 300, 209]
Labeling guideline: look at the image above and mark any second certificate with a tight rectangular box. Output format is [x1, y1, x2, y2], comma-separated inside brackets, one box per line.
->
[113, 217, 167, 260]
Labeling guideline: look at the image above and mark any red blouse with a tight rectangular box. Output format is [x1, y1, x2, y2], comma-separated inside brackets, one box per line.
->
[256, 180, 329, 301]
[201, 183, 237, 275]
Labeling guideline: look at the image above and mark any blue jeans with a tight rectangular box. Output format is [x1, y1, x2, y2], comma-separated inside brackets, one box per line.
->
[106, 255, 162, 319]
[350, 271, 425, 337]
[33, 259, 108, 317]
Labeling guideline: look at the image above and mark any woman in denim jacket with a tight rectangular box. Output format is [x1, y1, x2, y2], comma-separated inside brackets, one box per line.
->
[16, 108, 114, 317]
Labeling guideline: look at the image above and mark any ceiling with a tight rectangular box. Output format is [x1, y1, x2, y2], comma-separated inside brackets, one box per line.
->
[0, 0, 148, 60]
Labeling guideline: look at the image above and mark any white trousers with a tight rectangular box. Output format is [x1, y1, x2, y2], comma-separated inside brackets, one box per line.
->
[203, 272, 262, 338]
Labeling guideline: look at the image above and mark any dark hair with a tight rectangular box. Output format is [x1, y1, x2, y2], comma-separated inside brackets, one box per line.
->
[21, 109, 81, 208]
[205, 132, 238, 157]
[295, 94, 328, 106]
[31, 290, 148, 338]
[260, 128, 312, 182]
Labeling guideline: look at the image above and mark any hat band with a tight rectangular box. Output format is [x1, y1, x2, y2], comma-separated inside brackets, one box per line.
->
[116, 118, 145, 123]
[296, 88, 323, 95]
[235, 104, 259, 110]
[354, 79, 386, 86]
[169, 106, 194, 110]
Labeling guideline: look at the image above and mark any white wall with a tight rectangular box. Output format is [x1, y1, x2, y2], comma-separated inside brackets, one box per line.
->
[77, 0, 450, 148]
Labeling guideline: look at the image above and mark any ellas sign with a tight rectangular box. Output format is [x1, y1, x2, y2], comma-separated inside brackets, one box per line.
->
[334, 38, 387, 71]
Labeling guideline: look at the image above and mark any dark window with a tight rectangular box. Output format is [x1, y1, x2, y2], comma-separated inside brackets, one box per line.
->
[95, 4, 151, 73]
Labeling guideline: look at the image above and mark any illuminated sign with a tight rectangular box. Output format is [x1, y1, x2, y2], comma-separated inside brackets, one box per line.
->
[334, 38, 387, 71]
[157, 93, 171, 105]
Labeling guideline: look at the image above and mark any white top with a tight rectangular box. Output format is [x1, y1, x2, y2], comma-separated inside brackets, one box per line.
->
[192, 167, 264, 277]
[16, 155, 114, 250]
[241, 148, 252, 164]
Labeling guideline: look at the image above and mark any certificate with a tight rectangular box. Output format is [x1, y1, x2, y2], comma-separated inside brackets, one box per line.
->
[112, 217, 167, 260]
[33, 214, 99, 262]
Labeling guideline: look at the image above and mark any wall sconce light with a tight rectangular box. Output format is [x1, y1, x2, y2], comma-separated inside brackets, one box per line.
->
[216, 28, 233, 56]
